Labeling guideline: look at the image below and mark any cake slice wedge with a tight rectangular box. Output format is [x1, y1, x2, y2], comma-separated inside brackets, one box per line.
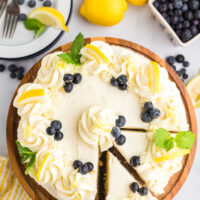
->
[105, 152, 157, 200]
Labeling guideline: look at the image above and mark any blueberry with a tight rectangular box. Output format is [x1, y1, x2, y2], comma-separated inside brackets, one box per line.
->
[85, 162, 94, 172]
[54, 131, 64, 141]
[158, 4, 168, 13]
[63, 73, 73, 82]
[171, 65, 176, 70]
[144, 102, 154, 111]
[43, 0, 52, 7]
[166, 56, 175, 65]
[10, 72, 16, 79]
[115, 134, 126, 146]
[118, 84, 127, 91]
[64, 82, 73, 93]
[8, 64, 17, 72]
[51, 120, 62, 130]
[178, 16, 184, 22]
[0, 64, 5, 72]
[111, 127, 121, 138]
[180, 68, 186, 74]
[18, 13, 27, 21]
[192, 19, 199, 25]
[176, 54, 185, 63]
[17, 0, 24, 5]
[79, 164, 89, 175]
[183, 11, 194, 20]
[173, 0, 183, 9]
[161, 12, 168, 18]
[176, 23, 183, 30]
[17, 66, 25, 74]
[176, 70, 182, 77]
[174, 9, 182, 16]
[182, 20, 190, 28]
[28, 0, 36, 7]
[73, 160, 83, 169]
[165, 16, 170, 23]
[191, 25, 199, 35]
[168, 3, 174, 10]
[17, 73, 24, 80]
[117, 75, 128, 85]
[194, 10, 200, 19]
[188, 0, 199, 10]
[153, 1, 159, 8]
[170, 15, 179, 24]
[183, 61, 190, 67]
[182, 3, 188, 11]
[130, 156, 140, 167]
[46, 126, 56, 136]
[110, 77, 118, 87]
[130, 182, 139, 193]
[168, 10, 174, 16]
[138, 187, 148, 196]
[149, 108, 160, 119]
[141, 111, 152, 123]
[183, 73, 189, 79]
[115, 115, 126, 127]
[73, 73, 82, 84]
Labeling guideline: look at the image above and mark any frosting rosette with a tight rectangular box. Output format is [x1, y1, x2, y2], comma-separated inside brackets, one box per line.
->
[136, 134, 183, 195]
[17, 114, 52, 152]
[55, 169, 97, 200]
[13, 83, 54, 117]
[79, 106, 117, 152]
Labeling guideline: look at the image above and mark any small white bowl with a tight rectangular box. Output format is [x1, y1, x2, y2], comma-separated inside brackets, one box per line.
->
[148, 0, 200, 47]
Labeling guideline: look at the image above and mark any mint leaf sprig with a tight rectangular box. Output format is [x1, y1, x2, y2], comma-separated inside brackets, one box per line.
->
[153, 128, 196, 152]
[58, 33, 84, 66]
[16, 141, 36, 175]
[24, 18, 46, 38]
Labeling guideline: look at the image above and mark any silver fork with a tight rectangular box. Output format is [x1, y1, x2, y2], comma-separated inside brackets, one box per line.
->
[2, 0, 20, 39]
[0, 0, 8, 17]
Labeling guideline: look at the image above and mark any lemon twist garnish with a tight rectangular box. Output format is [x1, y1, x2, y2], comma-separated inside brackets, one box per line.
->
[148, 61, 160, 93]
[18, 89, 45, 104]
[85, 44, 110, 64]
[36, 153, 51, 182]
[154, 149, 190, 163]
[29, 7, 69, 32]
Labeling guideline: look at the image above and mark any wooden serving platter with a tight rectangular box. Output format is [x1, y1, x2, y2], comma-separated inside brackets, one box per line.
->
[6, 37, 197, 200]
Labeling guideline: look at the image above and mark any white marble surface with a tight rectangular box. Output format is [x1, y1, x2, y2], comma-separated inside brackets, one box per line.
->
[0, 1, 199, 199]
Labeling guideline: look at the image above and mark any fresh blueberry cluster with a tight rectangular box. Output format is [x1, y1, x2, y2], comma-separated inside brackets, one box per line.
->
[141, 102, 160, 123]
[110, 75, 128, 91]
[153, 0, 200, 42]
[0, 63, 25, 80]
[130, 182, 148, 196]
[63, 73, 82, 93]
[130, 156, 141, 167]
[166, 54, 189, 82]
[73, 160, 94, 175]
[111, 115, 126, 146]
[46, 120, 64, 141]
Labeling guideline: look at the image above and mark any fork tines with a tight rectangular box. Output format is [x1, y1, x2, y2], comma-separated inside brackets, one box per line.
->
[0, 0, 7, 18]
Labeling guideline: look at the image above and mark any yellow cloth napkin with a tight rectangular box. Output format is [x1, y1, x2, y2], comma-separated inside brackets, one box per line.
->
[0, 156, 31, 200]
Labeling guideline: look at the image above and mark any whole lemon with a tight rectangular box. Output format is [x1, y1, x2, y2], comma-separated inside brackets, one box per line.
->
[80, 0, 128, 26]
[128, 0, 148, 6]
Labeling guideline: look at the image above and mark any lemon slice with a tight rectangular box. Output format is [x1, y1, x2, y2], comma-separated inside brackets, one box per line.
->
[85, 44, 110, 64]
[148, 61, 160, 93]
[36, 153, 51, 182]
[128, 0, 148, 6]
[18, 89, 45, 104]
[186, 74, 200, 108]
[29, 7, 69, 32]
[154, 149, 190, 163]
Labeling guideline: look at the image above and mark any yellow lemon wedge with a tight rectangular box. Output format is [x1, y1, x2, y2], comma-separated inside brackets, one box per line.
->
[85, 44, 110, 64]
[17, 89, 45, 104]
[29, 7, 69, 32]
[148, 61, 160, 93]
[154, 149, 190, 163]
[186, 74, 200, 108]
[128, 0, 148, 6]
[36, 153, 51, 182]
[80, 0, 128, 26]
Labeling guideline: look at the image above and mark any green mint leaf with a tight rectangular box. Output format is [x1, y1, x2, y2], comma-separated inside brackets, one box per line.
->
[70, 32, 84, 63]
[22, 154, 31, 164]
[34, 25, 46, 38]
[174, 131, 196, 149]
[153, 128, 172, 149]
[25, 154, 36, 175]
[164, 138, 174, 152]
[58, 53, 80, 66]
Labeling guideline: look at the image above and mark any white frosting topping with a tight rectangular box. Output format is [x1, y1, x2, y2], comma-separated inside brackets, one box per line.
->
[79, 105, 117, 152]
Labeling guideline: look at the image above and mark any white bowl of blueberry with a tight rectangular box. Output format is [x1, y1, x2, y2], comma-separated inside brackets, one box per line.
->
[149, 0, 200, 46]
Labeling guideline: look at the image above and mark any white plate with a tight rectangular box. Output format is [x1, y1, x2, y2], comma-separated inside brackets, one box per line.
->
[0, 0, 72, 60]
